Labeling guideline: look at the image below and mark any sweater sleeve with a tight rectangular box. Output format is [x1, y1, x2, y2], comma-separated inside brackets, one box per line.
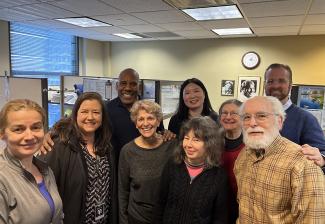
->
[153, 160, 172, 224]
[118, 146, 131, 224]
[212, 168, 229, 224]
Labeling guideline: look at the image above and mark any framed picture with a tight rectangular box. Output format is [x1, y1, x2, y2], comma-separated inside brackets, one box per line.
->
[221, 80, 235, 96]
[237, 76, 260, 102]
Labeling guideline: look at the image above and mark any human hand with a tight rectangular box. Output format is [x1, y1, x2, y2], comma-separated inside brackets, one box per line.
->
[161, 129, 176, 142]
[40, 132, 54, 155]
[301, 144, 325, 167]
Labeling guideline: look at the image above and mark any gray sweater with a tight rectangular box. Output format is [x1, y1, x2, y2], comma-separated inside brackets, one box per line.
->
[118, 139, 176, 224]
[0, 149, 63, 224]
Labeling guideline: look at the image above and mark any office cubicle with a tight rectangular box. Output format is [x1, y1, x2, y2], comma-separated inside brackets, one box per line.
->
[0, 76, 48, 129]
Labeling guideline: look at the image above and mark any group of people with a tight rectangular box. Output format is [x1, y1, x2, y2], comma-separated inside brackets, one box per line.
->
[0, 63, 324, 224]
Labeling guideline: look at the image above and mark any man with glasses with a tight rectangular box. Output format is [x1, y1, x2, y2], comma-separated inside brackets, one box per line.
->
[264, 63, 325, 171]
[234, 96, 325, 224]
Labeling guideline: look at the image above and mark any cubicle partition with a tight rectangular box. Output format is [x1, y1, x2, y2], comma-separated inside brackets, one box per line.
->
[0, 76, 48, 129]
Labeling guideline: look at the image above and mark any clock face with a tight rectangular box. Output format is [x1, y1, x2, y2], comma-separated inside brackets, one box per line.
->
[242, 52, 260, 69]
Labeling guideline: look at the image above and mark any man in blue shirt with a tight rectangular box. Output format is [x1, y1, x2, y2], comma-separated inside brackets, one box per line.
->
[264, 63, 325, 170]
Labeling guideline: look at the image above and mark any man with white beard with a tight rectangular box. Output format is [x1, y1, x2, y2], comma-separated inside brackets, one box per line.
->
[234, 96, 325, 224]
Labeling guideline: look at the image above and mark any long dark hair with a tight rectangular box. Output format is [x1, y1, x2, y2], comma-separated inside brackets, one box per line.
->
[174, 78, 215, 121]
[53, 92, 111, 156]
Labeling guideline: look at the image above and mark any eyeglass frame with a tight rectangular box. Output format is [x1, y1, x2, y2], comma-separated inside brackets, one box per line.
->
[240, 112, 279, 124]
[220, 111, 240, 118]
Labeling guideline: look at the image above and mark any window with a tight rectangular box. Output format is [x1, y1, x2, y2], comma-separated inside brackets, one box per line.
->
[10, 22, 78, 86]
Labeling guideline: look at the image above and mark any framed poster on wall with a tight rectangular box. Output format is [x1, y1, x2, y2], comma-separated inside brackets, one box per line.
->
[237, 76, 260, 102]
[221, 80, 235, 96]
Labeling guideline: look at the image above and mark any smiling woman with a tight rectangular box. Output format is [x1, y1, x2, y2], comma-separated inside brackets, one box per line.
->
[44, 92, 118, 224]
[168, 78, 219, 136]
[118, 100, 176, 224]
[0, 99, 63, 223]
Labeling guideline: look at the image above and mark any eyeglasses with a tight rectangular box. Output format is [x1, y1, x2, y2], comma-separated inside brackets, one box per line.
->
[241, 112, 278, 123]
[221, 111, 239, 118]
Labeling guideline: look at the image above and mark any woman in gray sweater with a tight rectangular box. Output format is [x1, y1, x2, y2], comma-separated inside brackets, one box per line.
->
[118, 100, 176, 224]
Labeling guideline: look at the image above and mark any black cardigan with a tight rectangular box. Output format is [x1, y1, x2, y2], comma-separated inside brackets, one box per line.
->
[154, 159, 229, 224]
[44, 136, 118, 224]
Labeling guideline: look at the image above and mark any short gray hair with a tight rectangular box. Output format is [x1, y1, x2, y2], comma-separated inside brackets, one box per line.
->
[130, 99, 163, 123]
[239, 96, 286, 121]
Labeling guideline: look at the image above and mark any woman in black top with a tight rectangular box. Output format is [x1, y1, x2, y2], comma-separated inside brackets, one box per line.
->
[155, 116, 228, 224]
[168, 78, 219, 136]
[45, 92, 117, 224]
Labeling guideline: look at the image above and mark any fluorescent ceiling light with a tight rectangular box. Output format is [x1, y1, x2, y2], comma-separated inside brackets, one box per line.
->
[182, 5, 242, 21]
[113, 33, 143, 39]
[56, 17, 111, 27]
[212, 28, 252, 35]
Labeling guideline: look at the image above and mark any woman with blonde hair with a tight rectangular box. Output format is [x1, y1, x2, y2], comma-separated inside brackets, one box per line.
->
[0, 99, 63, 223]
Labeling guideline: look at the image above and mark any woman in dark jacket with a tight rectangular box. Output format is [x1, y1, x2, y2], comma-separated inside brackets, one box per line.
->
[155, 116, 228, 224]
[45, 92, 117, 224]
[168, 78, 219, 136]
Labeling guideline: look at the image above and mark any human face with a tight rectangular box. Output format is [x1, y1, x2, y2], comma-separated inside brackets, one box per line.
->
[117, 71, 139, 108]
[77, 100, 102, 138]
[220, 103, 241, 133]
[264, 67, 291, 104]
[183, 83, 205, 111]
[241, 97, 282, 150]
[135, 109, 160, 139]
[183, 129, 206, 164]
[1, 109, 44, 160]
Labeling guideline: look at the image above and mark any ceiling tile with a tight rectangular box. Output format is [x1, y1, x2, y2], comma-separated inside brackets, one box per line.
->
[304, 14, 325, 25]
[24, 19, 80, 28]
[249, 15, 304, 27]
[93, 14, 147, 26]
[15, 3, 79, 19]
[241, 0, 308, 18]
[157, 22, 203, 31]
[100, 0, 173, 13]
[173, 30, 216, 38]
[300, 24, 325, 35]
[253, 26, 299, 36]
[309, 0, 325, 14]
[88, 26, 132, 34]
[119, 24, 166, 32]
[0, 7, 44, 21]
[132, 10, 192, 24]
[0, 0, 38, 8]
[199, 19, 248, 29]
[50, 0, 122, 16]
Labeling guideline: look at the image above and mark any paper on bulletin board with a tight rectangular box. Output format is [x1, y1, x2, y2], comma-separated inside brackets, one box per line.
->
[161, 84, 180, 115]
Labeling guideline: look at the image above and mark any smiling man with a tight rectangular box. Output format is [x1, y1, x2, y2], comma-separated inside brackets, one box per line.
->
[264, 63, 325, 170]
[106, 68, 166, 157]
[234, 96, 325, 224]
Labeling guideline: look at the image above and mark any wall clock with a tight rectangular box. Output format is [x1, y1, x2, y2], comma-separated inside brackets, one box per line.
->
[242, 51, 260, 69]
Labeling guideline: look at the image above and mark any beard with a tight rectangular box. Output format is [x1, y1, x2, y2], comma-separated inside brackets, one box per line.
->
[243, 125, 279, 150]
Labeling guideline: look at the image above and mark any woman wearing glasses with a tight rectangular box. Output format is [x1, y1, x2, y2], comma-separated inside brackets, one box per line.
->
[219, 99, 244, 224]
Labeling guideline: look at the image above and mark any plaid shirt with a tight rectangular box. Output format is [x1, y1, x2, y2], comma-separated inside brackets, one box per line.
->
[234, 135, 325, 224]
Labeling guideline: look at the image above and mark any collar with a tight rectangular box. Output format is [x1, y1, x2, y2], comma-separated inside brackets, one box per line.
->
[282, 98, 292, 111]
[3, 148, 48, 176]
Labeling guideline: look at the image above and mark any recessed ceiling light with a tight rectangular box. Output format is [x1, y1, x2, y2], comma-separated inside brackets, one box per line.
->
[182, 5, 242, 21]
[113, 33, 143, 39]
[56, 17, 111, 27]
[212, 28, 252, 35]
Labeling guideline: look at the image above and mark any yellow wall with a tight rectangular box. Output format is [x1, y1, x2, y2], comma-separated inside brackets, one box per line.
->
[110, 35, 325, 109]
[0, 20, 10, 76]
